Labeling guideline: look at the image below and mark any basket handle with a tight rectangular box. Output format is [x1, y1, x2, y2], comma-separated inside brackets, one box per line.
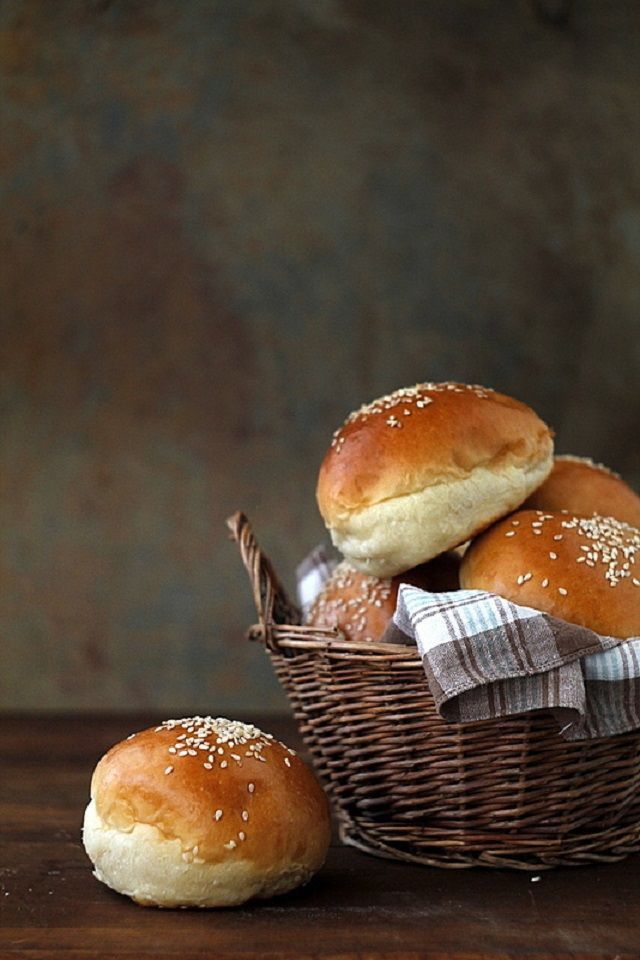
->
[226, 512, 301, 651]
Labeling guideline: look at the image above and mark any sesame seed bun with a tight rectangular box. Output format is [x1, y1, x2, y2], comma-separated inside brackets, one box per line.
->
[460, 510, 640, 638]
[317, 383, 554, 577]
[524, 455, 640, 528]
[82, 717, 331, 908]
[305, 554, 460, 643]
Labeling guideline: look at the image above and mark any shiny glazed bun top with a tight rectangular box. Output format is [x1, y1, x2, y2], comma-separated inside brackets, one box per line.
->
[460, 510, 640, 638]
[524, 455, 640, 528]
[317, 382, 554, 577]
[306, 553, 460, 643]
[83, 716, 331, 908]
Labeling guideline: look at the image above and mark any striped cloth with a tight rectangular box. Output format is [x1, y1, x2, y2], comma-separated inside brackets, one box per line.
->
[297, 549, 640, 741]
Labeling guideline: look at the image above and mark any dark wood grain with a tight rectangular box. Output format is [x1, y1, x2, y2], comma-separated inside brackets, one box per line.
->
[1, 714, 639, 959]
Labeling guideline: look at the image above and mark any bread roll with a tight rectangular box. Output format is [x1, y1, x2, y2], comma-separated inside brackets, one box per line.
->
[306, 554, 460, 643]
[524, 455, 640, 528]
[317, 382, 554, 577]
[83, 716, 331, 908]
[460, 510, 640, 638]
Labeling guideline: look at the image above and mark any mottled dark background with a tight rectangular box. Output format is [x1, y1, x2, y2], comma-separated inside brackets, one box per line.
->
[2, 0, 639, 713]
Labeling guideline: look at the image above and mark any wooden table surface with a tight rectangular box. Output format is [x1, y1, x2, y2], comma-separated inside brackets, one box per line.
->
[2, 713, 640, 959]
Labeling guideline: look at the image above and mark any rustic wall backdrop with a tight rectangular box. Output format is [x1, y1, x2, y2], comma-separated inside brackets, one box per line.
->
[2, 0, 639, 713]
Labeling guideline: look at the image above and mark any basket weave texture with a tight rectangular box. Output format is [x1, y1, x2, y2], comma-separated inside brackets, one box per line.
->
[228, 512, 640, 870]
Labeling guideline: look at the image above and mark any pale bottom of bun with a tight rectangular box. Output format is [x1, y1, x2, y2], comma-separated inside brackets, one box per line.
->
[82, 800, 315, 908]
[329, 456, 552, 577]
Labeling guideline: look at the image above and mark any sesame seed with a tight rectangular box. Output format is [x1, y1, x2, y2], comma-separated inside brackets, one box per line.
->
[634, 579, 640, 587]
[224, 840, 237, 850]
[338, 383, 489, 432]
[220, 760, 228, 769]
[558, 587, 568, 596]
[549, 552, 558, 560]
[505, 531, 516, 537]
[248, 783, 255, 793]
[203, 762, 213, 770]
[541, 578, 549, 588]
[559, 515, 640, 590]
[553, 534, 563, 541]
[242, 810, 249, 821]
[284, 756, 291, 767]
[164, 765, 173, 775]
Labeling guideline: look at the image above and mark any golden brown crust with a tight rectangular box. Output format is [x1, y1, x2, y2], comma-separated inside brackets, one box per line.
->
[524, 456, 640, 528]
[460, 510, 640, 638]
[305, 554, 460, 642]
[91, 718, 331, 871]
[317, 382, 554, 521]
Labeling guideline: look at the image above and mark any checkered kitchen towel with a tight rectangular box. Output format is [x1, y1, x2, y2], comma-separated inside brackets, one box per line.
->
[296, 550, 640, 741]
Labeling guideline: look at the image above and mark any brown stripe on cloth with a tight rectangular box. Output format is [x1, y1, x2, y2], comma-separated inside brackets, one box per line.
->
[440, 663, 585, 729]
[380, 623, 415, 646]
[550, 615, 621, 660]
[421, 653, 448, 711]
[625, 643, 640, 729]
[424, 623, 547, 700]
[580, 678, 640, 739]
[494, 596, 537, 673]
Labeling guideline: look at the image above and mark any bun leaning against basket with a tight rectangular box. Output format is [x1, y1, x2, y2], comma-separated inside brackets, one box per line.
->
[230, 380, 640, 869]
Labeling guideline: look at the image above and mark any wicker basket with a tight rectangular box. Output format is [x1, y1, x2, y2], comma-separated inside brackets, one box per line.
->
[228, 512, 640, 870]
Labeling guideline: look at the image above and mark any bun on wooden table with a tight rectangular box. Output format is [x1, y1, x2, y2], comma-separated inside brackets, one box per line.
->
[83, 716, 331, 908]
